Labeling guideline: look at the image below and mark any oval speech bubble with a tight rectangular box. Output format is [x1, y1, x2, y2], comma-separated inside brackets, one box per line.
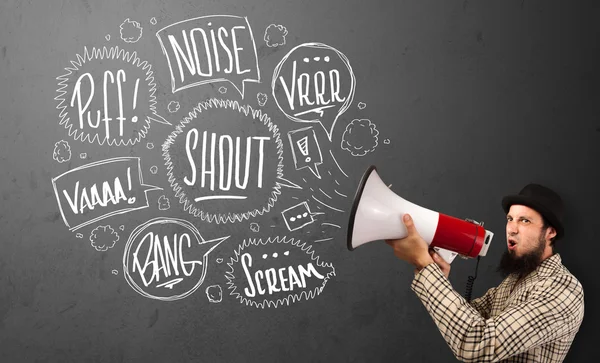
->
[272, 43, 356, 141]
[55, 45, 170, 146]
[123, 217, 229, 301]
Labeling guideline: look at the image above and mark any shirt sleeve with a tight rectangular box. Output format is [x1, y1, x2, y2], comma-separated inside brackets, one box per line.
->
[411, 263, 584, 362]
[468, 285, 497, 319]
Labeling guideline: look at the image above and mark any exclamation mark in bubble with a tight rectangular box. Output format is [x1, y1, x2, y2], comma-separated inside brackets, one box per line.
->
[126, 166, 136, 204]
[297, 136, 311, 162]
[131, 79, 139, 124]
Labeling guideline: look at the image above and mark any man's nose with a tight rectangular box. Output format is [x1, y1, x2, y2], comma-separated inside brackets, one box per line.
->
[506, 221, 518, 235]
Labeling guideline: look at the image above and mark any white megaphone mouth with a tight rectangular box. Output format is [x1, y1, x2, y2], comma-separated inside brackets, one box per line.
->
[347, 165, 377, 251]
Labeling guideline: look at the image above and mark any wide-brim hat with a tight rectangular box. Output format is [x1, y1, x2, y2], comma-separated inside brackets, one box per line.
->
[501, 183, 565, 240]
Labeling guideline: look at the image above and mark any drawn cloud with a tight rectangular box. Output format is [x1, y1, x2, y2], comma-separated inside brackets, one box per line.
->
[158, 195, 170, 211]
[341, 118, 379, 157]
[257, 92, 268, 107]
[206, 285, 223, 303]
[264, 24, 288, 47]
[53, 140, 71, 163]
[90, 225, 120, 251]
[120, 18, 143, 43]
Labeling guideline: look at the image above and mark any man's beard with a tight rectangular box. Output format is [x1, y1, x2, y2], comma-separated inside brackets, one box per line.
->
[496, 234, 546, 278]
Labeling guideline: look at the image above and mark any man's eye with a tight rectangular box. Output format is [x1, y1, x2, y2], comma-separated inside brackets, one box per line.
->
[521, 219, 530, 223]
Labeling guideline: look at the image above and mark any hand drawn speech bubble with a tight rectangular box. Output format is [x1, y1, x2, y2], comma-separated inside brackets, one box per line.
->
[162, 98, 301, 224]
[156, 15, 260, 99]
[51, 157, 161, 231]
[287, 126, 323, 179]
[123, 217, 229, 301]
[272, 43, 356, 141]
[225, 236, 335, 309]
[55, 46, 170, 146]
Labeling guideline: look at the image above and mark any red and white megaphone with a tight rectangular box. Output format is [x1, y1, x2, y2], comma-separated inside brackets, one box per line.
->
[347, 166, 493, 264]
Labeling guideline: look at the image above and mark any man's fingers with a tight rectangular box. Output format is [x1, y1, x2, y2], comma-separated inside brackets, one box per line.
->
[402, 214, 417, 235]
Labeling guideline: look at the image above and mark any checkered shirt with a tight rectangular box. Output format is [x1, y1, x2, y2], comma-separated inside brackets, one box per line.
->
[411, 253, 584, 362]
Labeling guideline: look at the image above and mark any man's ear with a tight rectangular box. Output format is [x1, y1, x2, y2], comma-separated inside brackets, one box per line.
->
[546, 226, 557, 241]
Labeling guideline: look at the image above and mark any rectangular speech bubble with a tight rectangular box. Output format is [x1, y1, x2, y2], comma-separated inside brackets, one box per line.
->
[51, 157, 161, 231]
[156, 15, 260, 98]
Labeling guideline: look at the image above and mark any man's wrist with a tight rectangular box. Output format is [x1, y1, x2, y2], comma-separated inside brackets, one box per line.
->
[415, 255, 435, 271]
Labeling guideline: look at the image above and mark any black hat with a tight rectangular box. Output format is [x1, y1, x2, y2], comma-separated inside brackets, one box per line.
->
[501, 184, 565, 240]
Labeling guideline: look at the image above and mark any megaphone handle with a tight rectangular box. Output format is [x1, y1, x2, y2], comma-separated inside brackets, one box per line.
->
[432, 247, 458, 265]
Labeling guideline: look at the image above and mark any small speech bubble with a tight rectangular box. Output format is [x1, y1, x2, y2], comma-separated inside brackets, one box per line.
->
[288, 126, 322, 179]
[281, 201, 319, 232]
[55, 46, 170, 146]
[51, 157, 162, 231]
[272, 43, 355, 141]
[123, 217, 229, 301]
[156, 15, 260, 99]
[225, 236, 335, 309]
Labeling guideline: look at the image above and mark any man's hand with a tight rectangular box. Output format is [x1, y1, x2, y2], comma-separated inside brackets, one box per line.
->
[385, 214, 434, 270]
[429, 249, 451, 279]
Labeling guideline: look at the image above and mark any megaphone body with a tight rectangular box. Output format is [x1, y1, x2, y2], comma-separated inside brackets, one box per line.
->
[347, 166, 493, 264]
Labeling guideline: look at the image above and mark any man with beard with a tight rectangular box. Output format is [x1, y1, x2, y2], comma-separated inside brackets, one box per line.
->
[385, 184, 584, 362]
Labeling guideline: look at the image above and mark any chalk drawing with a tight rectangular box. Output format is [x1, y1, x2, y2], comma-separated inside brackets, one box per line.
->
[329, 150, 348, 178]
[358, 102, 366, 110]
[206, 285, 223, 303]
[120, 18, 143, 43]
[288, 126, 322, 179]
[105, 34, 111, 42]
[321, 222, 340, 229]
[334, 189, 347, 198]
[272, 42, 356, 141]
[51, 157, 161, 231]
[218, 86, 227, 94]
[167, 101, 180, 113]
[53, 140, 71, 163]
[150, 17, 157, 25]
[226, 236, 335, 309]
[79, 153, 87, 159]
[146, 142, 154, 150]
[123, 217, 229, 301]
[264, 24, 288, 47]
[341, 118, 379, 156]
[55, 46, 170, 146]
[162, 98, 301, 224]
[156, 15, 260, 99]
[76, 233, 83, 239]
[384, 138, 390, 144]
[119, 225, 125, 231]
[311, 195, 344, 213]
[216, 258, 224, 263]
[158, 195, 170, 211]
[257, 92, 268, 107]
[313, 237, 333, 243]
[90, 225, 119, 252]
[112, 270, 118, 275]
[149, 165, 158, 174]
[281, 201, 319, 232]
[250, 222, 260, 232]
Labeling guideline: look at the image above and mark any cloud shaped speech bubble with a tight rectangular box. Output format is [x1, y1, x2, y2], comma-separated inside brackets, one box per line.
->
[272, 43, 356, 141]
[156, 15, 260, 99]
[123, 217, 229, 301]
[55, 46, 170, 146]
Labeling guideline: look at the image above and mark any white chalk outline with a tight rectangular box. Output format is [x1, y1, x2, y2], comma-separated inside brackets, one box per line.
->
[341, 118, 380, 157]
[272, 42, 356, 141]
[155, 15, 261, 99]
[225, 236, 335, 309]
[162, 98, 301, 224]
[264, 24, 288, 47]
[55, 46, 170, 146]
[120, 18, 143, 43]
[321, 222, 341, 229]
[89, 225, 120, 252]
[281, 201, 316, 232]
[123, 217, 229, 301]
[287, 126, 323, 179]
[51, 156, 162, 231]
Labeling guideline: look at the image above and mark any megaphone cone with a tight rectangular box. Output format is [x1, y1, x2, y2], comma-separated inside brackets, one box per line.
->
[347, 166, 493, 264]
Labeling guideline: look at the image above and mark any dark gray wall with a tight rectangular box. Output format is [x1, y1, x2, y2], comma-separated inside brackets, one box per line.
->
[1, 0, 597, 362]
